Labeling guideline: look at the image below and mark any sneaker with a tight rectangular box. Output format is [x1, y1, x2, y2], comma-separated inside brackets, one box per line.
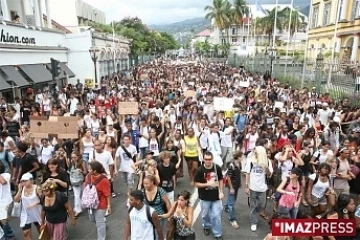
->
[215, 237, 223, 240]
[203, 228, 210, 236]
[223, 207, 229, 213]
[231, 221, 239, 229]
[251, 224, 257, 232]
[112, 193, 116, 198]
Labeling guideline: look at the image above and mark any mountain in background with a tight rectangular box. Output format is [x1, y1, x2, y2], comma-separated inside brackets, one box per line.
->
[148, 17, 210, 35]
[148, 0, 310, 46]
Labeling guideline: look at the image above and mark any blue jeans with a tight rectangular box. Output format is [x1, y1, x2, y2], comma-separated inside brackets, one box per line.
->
[139, 147, 148, 160]
[278, 205, 298, 219]
[1, 221, 15, 239]
[224, 187, 239, 222]
[82, 153, 90, 165]
[200, 200, 223, 237]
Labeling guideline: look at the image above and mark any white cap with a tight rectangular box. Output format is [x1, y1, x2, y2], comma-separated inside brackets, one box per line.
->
[20, 172, 33, 181]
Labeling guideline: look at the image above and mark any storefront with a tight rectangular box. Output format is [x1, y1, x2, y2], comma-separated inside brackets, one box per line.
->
[0, 21, 76, 99]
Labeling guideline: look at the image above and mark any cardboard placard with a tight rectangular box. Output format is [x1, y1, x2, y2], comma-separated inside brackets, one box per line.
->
[84, 79, 94, 88]
[118, 102, 139, 115]
[213, 97, 234, 111]
[184, 90, 196, 98]
[30, 116, 78, 138]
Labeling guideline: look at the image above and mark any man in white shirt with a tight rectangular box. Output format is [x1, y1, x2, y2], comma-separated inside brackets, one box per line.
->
[244, 146, 273, 232]
[317, 103, 331, 126]
[89, 140, 115, 200]
[115, 135, 138, 196]
[220, 118, 234, 168]
[68, 94, 79, 115]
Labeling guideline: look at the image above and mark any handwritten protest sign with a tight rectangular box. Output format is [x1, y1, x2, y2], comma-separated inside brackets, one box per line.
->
[118, 102, 139, 115]
[30, 116, 78, 138]
[184, 90, 196, 98]
[274, 101, 284, 109]
[213, 97, 234, 111]
[239, 79, 250, 88]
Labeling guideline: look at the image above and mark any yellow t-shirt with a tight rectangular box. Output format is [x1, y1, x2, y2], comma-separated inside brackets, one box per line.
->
[225, 110, 235, 119]
[184, 136, 198, 157]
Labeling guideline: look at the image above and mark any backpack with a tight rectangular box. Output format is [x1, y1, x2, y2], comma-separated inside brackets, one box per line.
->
[81, 174, 106, 209]
[128, 205, 155, 240]
[69, 163, 84, 186]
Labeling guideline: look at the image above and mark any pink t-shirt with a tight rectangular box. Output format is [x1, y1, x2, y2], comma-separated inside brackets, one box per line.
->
[279, 180, 300, 209]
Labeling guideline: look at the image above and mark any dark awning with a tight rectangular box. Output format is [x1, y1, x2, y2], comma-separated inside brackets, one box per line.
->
[18, 64, 53, 83]
[0, 73, 12, 91]
[0, 66, 29, 87]
[45, 64, 66, 79]
[60, 63, 75, 78]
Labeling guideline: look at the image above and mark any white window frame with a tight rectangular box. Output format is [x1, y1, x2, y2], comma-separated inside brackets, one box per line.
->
[323, 2, 331, 26]
[311, 6, 319, 28]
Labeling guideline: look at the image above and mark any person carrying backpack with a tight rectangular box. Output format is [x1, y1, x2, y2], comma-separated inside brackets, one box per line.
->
[124, 190, 164, 240]
[82, 161, 110, 240]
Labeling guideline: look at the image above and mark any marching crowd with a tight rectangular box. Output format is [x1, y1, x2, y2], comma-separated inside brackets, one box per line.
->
[0, 59, 358, 240]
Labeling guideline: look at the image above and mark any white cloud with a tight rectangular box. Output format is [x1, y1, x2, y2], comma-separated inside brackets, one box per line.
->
[82, 0, 212, 25]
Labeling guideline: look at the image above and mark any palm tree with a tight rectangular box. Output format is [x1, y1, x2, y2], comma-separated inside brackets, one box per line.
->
[282, 7, 305, 39]
[204, 0, 232, 44]
[211, 43, 220, 57]
[232, 0, 249, 25]
[256, 7, 287, 45]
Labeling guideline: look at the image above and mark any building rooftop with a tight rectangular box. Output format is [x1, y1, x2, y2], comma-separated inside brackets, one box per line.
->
[196, 29, 211, 37]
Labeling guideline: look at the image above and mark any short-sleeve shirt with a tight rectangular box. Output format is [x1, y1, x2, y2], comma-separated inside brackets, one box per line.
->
[20, 153, 38, 179]
[115, 145, 137, 173]
[158, 163, 176, 192]
[89, 151, 114, 179]
[194, 164, 223, 201]
[42, 170, 69, 193]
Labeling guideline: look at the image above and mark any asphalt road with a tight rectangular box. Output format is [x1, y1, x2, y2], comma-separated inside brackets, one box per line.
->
[8, 172, 271, 240]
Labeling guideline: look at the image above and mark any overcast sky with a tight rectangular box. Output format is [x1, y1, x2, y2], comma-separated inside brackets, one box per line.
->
[82, 0, 212, 25]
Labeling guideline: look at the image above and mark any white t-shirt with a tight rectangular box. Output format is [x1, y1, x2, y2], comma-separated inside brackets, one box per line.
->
[0, 173, 13, 220]
[139, 127, 149, 148]
[115, 145, 137, 173]
[313, 149, 334, 164]
[220, 126, 234, 148]
[89, 151, 114, 179]
[69, 98, 79, 115]
[245, 133, 258, 152]
[245, 158, 273, 192]
[42, 99, 51, 112]
[308, 173, 330, 198]
[39, 145, 54, 165]
[274, 152, 295, 179]
[129, 205, 156, 240]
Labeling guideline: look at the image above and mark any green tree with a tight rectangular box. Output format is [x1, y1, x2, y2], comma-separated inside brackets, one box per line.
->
[204, 0, 232, 45]
[282, 7, 305, 38]
[232, 0, 249, 25]
[256, 7, 287, 45]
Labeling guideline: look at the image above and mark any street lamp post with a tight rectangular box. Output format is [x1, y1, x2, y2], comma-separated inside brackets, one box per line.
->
[233, 53, 237, 67]
[89, 48, 100, 84]
[269, 47, 276, 76]
[315, 52, 324, 97]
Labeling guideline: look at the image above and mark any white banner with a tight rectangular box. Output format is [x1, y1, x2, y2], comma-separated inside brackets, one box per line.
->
[213, 97, 234, 111]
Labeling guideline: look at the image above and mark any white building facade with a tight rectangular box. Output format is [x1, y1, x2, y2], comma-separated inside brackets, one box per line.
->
[208, 3, 308, 56]
[0, 0, 130, 99]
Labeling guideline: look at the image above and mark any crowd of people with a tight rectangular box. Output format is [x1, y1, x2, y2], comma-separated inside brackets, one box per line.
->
[0, 59, 358, 240]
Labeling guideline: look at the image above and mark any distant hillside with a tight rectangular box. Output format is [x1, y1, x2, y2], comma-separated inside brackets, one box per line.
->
[148, 17, 210, 35]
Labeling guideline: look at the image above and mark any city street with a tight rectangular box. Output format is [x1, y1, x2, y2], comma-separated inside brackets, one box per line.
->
[8, 171, 270, 240]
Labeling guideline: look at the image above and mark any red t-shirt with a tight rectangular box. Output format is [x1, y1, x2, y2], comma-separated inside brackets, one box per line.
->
[85, 174, 110, 209]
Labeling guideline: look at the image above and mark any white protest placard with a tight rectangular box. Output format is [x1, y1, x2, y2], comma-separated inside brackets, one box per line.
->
[213, 97, 234, 111]
[239, 80, 250, 88]
[274, 101, 284, 109]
